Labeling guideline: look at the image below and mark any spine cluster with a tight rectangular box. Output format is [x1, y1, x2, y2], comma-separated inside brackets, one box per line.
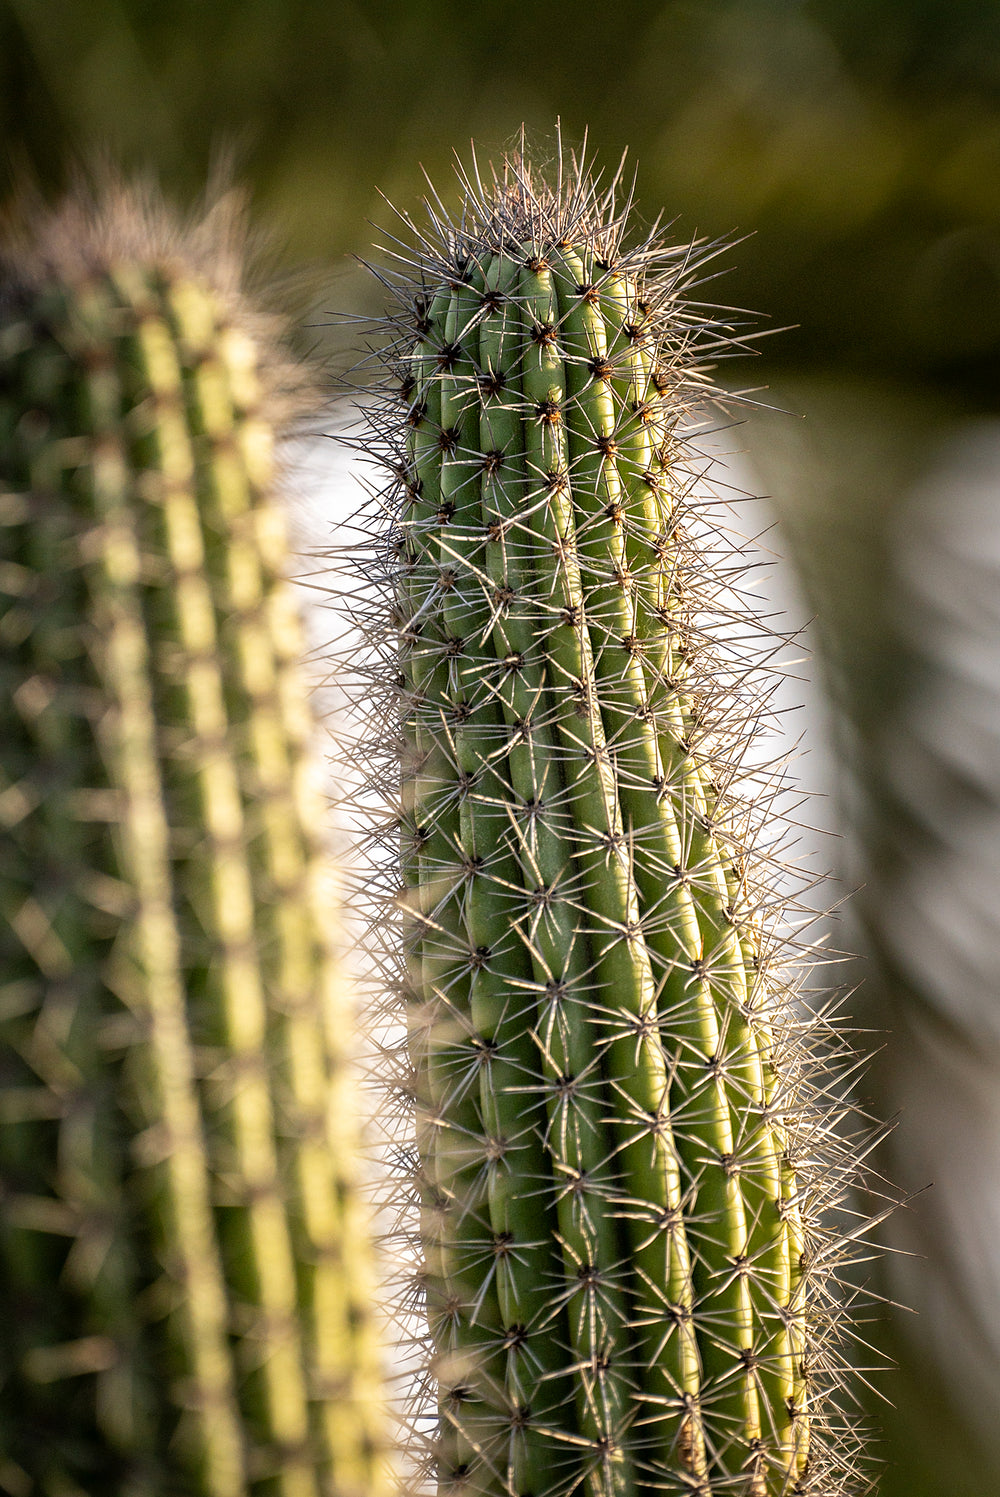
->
[351, 140, 870, 1497]
[0, 188, 386, 1497]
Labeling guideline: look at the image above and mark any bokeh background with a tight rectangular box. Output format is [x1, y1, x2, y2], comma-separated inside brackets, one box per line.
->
[4, 2, 1000, 1493]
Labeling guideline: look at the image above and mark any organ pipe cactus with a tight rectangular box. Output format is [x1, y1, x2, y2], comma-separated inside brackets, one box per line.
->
[355, 137, 872, 1497]
[0, 184, 387, 1497]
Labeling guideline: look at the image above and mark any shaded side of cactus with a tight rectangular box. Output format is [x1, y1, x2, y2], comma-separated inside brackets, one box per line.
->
[355, 138, 872, 1497]
[0, 184, 386, 1497]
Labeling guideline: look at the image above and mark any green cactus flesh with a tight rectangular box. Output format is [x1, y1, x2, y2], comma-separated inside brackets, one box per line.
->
[0, 189, 386, 1497]
[365, 143, 865, 1497]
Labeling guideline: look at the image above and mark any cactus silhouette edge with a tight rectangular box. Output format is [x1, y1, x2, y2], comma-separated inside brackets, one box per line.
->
[348, 130, 880, 1497]
[0, 177, 389, 1497]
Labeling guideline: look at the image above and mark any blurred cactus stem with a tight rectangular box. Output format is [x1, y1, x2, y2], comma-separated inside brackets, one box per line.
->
[361, 133, 872, 1497]
[0, 181, 388, 1497]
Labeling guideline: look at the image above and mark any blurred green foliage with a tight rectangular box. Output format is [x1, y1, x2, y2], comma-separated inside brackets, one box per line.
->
[5, 4, 1000, 1495]
[4, 0, 1000, 397]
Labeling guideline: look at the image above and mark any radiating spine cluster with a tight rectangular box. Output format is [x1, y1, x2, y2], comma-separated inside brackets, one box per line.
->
[0, 187, 386, 1497]
[352, 138, 871, 1497]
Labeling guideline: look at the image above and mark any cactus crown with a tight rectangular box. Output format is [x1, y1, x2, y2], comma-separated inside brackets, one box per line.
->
[345, 131, 880, 1497]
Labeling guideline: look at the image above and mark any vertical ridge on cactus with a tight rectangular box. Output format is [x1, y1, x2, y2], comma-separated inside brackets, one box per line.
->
[0, 182, 387, 1496]
[346, 132, 876, 1497]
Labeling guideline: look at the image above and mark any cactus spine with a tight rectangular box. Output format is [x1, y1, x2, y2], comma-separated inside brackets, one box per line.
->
[358, 138, 869, 1497]
[0, 186, 386, 1497]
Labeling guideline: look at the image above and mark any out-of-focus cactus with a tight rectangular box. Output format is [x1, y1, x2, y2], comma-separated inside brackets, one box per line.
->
[354, 136, 874, 1497]
[0, 183, 387, 1497]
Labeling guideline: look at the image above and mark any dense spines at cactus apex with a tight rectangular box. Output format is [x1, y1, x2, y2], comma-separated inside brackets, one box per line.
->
[0, 183, 387, 1497]
[353, 135, 874, 1497]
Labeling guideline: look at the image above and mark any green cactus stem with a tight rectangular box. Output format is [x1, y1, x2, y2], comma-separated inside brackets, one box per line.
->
[0, 183, 387, 1497]
[354, 136, 873, 1497]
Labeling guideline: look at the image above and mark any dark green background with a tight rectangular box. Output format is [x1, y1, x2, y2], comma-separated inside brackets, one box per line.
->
[5, 3, 1000, 1494]
[5, 0, 1000, 396]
